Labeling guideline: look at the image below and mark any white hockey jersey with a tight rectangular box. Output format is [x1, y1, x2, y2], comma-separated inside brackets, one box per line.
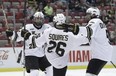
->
[33, 27, 89, 69]
[12, 23, 51, 57]
[86, 18, 113, 61]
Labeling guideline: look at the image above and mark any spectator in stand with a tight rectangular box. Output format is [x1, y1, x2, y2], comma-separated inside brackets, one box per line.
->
[26, 5, 36, 20]
[35, 0, 48, 11]
[74, 0, 86, 12]
[27, 0, 38, 19]
[28, 0, 37, 9]
[69, 0, 91, 12]
[79, 0, 91, 8]
[27, 0, 47, 12]
[69, 0, 75, 11]
[43, 2, 54, 22]
[106, 22, 116, 45]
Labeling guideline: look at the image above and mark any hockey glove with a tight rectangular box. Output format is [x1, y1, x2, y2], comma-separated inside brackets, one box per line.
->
[30, 15, 34, 20]
[21, 29, 31, 40]
[6, 29, 13, 37]
[72, 24, 79, 35]
[63, 23, 79, 35]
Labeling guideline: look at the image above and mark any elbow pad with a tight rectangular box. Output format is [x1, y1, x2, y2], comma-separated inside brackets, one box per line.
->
[86, 26, 93, 40]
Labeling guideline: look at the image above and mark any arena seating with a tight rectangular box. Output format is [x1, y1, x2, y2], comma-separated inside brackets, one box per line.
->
[0, 0, 115, 47]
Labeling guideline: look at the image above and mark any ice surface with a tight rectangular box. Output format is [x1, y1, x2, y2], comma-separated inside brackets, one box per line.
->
[0, 68, 116, 76]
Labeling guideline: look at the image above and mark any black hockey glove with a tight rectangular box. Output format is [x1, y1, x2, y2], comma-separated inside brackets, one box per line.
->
[6, 29, 13, 37]
[30, 15, 34, 20]
[63, 23, 79, 35]
[21, 29, 31, 40]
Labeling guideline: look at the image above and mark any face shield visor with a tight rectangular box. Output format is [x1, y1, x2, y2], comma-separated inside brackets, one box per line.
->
[33, 17, 44, 29]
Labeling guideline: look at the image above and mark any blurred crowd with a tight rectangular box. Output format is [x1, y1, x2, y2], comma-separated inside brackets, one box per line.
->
[26, 0, 116, 45]
[0, 0, 116, 47]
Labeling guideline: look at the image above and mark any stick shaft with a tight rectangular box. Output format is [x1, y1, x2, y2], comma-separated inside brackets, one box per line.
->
[1, 3, 9, 29]
[110, 61, 116, 68]
[23, 0, 27, 76]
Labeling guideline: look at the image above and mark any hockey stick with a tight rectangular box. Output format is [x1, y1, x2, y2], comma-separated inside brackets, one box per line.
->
[23, 0, 27, 64]
[0, 0, 9, 29]
[110, 61, 116, 68]
[11, 10, 20, 63]
[12, 10, 23, 64]
[22, 0, 27, 76]
[17, 50, 22, 63]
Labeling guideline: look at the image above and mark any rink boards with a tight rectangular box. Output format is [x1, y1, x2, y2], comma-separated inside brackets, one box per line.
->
[0, 46, 116, 72]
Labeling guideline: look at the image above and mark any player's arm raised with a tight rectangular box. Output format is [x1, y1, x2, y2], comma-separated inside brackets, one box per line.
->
[63, 23, 79, 35]
[63, 23, 93, 38]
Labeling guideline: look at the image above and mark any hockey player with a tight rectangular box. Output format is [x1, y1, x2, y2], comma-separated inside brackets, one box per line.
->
[21, 13, 92, 76]
[6, 12, 52, 76]
[84, 7, 113, 76]
[66, 7, 113, 76]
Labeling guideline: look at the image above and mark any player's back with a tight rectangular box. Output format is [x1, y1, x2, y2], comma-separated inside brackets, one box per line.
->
[42, 27, 88, 68]
[87, 18, 113, 61]
[87, 18, 109, 44]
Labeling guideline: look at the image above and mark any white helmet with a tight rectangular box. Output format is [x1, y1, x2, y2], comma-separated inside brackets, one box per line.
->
[86, 7, 100, 17]
[32, 12, 44, 29]
[33, 12, 44, 18]
[53, 13, 66, 25]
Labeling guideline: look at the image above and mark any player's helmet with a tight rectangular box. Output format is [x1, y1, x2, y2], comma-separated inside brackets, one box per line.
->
[53, 13, 66, 25]
[86, 7, 100, 19]
[32, 12, 44, 29]
[53, 13, 66, 29]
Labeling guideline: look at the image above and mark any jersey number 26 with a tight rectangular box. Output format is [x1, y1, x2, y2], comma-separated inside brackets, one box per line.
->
[47, 41, 67, 56]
